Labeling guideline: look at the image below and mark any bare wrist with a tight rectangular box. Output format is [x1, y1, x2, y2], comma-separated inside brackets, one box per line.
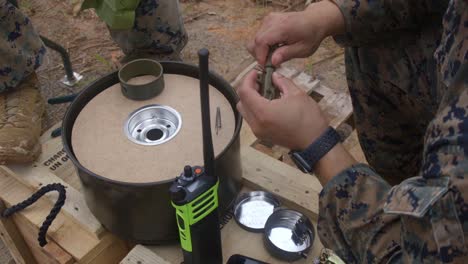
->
[314, 143, 357, 186]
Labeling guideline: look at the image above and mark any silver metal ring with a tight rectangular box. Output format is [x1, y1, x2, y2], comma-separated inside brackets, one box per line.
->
[124, 104, 182, 146]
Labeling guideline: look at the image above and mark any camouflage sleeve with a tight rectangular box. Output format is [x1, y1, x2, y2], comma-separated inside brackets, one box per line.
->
[318, 76, 468, 263]
[385, 81, 468, 263]
[318, 1, 468, 263]
[317, 164, 402, 263]
[329, 0, 449, 46]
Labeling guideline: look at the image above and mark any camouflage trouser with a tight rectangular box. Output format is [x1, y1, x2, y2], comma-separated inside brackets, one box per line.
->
[0, 0, 187, 92]
[344, 32, 444, 185]
[0, 0, 46, 93]
[109, 0, 188, 59]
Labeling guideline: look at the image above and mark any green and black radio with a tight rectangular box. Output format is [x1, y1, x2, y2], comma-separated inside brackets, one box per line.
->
[169, 48, 223, 264]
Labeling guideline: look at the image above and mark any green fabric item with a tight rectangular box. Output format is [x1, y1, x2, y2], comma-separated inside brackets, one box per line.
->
[81, 0, 141, 29]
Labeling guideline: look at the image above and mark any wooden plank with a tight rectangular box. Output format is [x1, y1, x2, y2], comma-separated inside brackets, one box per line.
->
[42, 243, 74, 264]
[3, 125, 128, 264]
[0, 200, 37, 264]
[276, 66, 300, 79]
[319, 90, 353, 129]
[82, 233, 129, 264]
[8, 164, 103, 239]
[7, 123, 103, 238]
[241, 146, 321, 220]
[230, 61, 258, 88]
[225, 57, 256, 84]
[252, 143, 283, 160]
[12, 208, 74, 264]
[342, 130, 367, 164]
[120, 245, 172, 264]
[292, 71, 353, 129]
[292, 71, 321, 95]
[37, 125, 82, 191]
[239, 120, 258, 148]
[0, 166, 101, 261]
[231, 64, 300, 89]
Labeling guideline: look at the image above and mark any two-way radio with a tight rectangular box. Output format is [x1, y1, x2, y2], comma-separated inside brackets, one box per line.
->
[169, 48, 223, 264]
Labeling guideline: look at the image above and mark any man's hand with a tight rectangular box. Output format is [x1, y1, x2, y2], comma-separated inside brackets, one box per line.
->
[237, 71, 329, 151]
[247, 1, 345, 66]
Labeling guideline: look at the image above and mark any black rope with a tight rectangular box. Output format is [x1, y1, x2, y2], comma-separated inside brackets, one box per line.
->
[1, 183, 66, 247]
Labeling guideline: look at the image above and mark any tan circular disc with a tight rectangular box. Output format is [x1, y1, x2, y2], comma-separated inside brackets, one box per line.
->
[72, 74, 235, 183]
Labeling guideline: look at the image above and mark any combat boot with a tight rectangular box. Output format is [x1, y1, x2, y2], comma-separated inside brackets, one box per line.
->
[0, 73, 45, 164]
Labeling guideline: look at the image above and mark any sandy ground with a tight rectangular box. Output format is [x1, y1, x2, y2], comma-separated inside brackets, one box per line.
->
[0, 0, 346, 261]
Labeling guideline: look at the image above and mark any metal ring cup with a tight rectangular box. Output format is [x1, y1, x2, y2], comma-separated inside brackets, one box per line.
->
[119, 59, 165, 100]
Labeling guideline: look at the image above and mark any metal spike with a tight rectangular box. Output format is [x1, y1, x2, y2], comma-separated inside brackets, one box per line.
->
[215, 107, 222, 135]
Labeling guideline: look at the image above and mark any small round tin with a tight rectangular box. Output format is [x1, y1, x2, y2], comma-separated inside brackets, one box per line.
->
[263, 209, 315, 261]
[233, 191, 280, 232]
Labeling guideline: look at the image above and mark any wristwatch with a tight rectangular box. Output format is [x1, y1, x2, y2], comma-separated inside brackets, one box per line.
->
[289, 127, 341, 173]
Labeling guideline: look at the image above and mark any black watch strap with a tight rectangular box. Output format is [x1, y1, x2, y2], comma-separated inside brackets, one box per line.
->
[289, 127, 341, 173]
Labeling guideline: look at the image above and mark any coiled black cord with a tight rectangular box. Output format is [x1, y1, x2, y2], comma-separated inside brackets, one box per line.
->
[220, 207, 235, 230]
[1, 183, 66, 247]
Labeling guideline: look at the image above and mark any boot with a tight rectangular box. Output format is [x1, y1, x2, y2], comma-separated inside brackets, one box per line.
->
[0, 73, 45, 164]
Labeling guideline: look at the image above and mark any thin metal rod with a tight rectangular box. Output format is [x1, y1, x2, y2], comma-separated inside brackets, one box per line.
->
[198, 48, 215, 177]
[40, 36, 75, 81]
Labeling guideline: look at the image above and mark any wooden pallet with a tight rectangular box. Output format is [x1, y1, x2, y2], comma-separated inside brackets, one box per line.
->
[0, 124, 129, 264]
[121, 66, 366, 263]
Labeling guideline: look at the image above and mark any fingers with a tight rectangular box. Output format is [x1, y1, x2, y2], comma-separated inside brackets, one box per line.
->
[237, 71, 267, 110]
[236, 101, 255, 125]
[236, 71, 264, 130]
[272, 72, 303, 96]
[247, 13, 288, 65]
[237, 70, 274, 129]
[241, 70, 261, 92]
[271, 43, 307, 66]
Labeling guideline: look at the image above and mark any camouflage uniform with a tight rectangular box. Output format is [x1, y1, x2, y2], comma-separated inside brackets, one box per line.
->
[0, 0, 46, 92]
[109, 0, 188, 61]
[318, 0, 468, 263]
[334, 0, 451, 185]
[0, 0, 187, 92]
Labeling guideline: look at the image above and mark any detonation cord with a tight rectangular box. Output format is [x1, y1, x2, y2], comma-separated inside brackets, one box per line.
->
[1, 183, 66, 247]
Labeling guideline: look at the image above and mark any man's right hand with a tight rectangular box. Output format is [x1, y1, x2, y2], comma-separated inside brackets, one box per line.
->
[247, 0, 345, 66]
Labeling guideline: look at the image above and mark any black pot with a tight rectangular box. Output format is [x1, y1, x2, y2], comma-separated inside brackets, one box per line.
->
[62, 62, 243, 244]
